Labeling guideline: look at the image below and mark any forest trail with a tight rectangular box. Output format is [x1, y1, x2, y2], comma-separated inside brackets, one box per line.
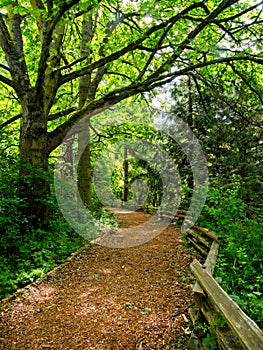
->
[0, 210, 195, 350]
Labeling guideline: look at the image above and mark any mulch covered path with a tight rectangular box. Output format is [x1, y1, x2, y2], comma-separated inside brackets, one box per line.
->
[0, 209, 195, 350]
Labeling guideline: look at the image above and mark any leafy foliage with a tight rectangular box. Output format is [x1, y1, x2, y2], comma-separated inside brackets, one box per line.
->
[197, 188, 263, 328]
[0, 148, 117, 299]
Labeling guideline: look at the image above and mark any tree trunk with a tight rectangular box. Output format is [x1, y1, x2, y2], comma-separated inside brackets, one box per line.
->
[8, 12, 64, 228]
[186, 75, 194, 200]
[77, 128, 93, 210]
[18, 95, 50, 227]
[123, 147, 129, 202]
[77, 16, 94, 211]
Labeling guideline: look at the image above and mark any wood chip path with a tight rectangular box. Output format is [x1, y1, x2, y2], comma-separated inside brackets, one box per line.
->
[0, 209, 195, 349]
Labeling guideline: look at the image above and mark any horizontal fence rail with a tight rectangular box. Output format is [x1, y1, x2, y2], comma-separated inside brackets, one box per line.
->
[153, 208, 263, 350]
[191, 259, 263, 350]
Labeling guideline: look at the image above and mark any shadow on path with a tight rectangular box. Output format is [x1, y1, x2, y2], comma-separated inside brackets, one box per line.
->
[0, 210, 194, 350]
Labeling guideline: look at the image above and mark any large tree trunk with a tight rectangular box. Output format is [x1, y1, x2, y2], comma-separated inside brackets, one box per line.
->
[17, 21, 64, 227]
[77, 16, 94, 211]
[18, 95, 50, 227]
[77, 127, 93, 210]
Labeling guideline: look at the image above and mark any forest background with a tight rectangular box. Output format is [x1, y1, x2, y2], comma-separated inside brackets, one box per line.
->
[0, 0, 262, 329]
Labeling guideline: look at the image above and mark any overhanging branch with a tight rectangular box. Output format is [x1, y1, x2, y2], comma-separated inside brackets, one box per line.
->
[160, 56, 263, 80]
[0, 113, 21, 129]
[58, 2, 207, 86]
[0, 107, 77, 129]
[48, 52, 263, 154]
[151, 0, 244, 79]
[0, 74, 15, 88]
[228, 63, 263, 104]
[48, 107, 77, 121]
[217, 1, 263, 23]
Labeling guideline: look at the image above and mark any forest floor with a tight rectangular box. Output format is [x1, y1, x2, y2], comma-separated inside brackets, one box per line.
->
[0, 209, 196, 350]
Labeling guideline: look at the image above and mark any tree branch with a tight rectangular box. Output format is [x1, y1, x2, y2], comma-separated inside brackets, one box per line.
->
[30, 0, 47, 42]
[89, 122, 125, 144]
[47, 0, 81, 37]
[59, 2, 207, 86]
[0, 13, 30, 96]
[214, 21, 239, 43]
[0, 74, 15, 88]
[0, 63, 10, 72]
[57, 56, 88, 73]
[106, 71, 134, 82]
[0, 113, 21, 129]
[47, 51, 263, 154]
[87, 8, 140, 100]
[151, 0, 242, 79]
[9, 1, 24, 54]
[228, 63, 263, 104]
[231, 19, 263, 35]
[137, 13, 179, 80]
[0, 13, 17, 62]
[217, 1, 263, 23]
[46, 0, 53, 17]
[34, 0, 83, 94]
[159, 56, 263, 81]
[48, 107, 77, 121]
[0, 107, 77, 129]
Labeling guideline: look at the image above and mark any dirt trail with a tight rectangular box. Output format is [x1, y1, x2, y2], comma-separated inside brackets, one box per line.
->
[0, 209, 194, 349]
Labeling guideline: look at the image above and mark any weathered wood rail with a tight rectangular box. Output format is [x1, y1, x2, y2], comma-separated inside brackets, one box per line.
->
[155, 208, 263, 350]
[191, 259, 263, 350]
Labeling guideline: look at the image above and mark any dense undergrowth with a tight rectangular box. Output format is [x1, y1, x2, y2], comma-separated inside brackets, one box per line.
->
[197, 187, 263, 329]
[0, 155, 118, 299]
[0, 191, 84, 299]
[0, 197, 118, 299]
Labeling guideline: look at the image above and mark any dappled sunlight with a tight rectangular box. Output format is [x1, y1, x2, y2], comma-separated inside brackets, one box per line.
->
[112, 210, 135, 214]
[0, 210, 194, 349]
[3, 284, 58, 322]
[26, 285, 58, 304]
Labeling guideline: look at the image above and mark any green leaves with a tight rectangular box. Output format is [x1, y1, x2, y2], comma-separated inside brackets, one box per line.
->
[125, 302, 136, 309]
[198, 189, 263, 328]
[93, 273, 99, 281]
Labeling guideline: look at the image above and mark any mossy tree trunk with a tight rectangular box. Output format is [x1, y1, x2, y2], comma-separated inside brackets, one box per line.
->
[77, 15, 93, 210]
[18, 96, 50, 225]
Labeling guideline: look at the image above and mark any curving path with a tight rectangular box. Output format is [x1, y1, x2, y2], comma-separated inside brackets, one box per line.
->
[0, 209, 194, 350]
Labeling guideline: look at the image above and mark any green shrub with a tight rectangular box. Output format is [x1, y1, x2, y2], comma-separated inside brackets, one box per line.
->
[198, 187, 246, 231]
[0, 207, 86, 299]
[198, 187, 263, 328]
[0, 184, 120, 299]
[215, 222, 263, 328]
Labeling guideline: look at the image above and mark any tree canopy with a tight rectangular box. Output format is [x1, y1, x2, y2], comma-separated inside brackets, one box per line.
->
[0, 0, 262, 219]
[1, 0, 263, 133]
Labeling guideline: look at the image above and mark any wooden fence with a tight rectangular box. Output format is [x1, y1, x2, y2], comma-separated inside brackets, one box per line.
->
[158, 208, 263, 350]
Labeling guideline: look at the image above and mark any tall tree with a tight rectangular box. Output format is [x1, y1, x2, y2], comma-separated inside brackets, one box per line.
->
[0, 0, 263, 225]
[166, 67, 263, 212]
[77, 14, 94, 210]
